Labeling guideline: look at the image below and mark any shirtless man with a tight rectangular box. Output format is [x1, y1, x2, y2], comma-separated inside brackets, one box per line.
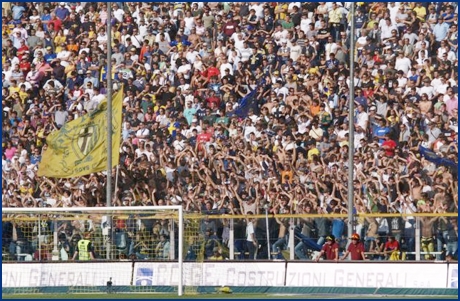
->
[419, 201, 438, 260]
[418, 93, 432, 114]
[272, 216, 289, 258]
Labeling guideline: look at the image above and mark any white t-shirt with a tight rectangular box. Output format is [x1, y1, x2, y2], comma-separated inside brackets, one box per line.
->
[246, 221, 255, 241]
[395, 57, 411, 75]
[356, 111, 369, 129]
[418, 85, 435, 99]
[113, 8, 125, 22]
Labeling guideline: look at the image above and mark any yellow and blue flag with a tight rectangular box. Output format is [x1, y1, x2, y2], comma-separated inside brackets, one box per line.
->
[37, 88, 123, 178]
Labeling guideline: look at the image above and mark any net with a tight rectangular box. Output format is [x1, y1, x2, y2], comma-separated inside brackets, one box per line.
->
[2, 208, 457, 297]
[2, 206, 184, 296]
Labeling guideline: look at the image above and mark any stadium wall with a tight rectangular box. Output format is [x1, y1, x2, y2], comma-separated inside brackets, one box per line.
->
[2, 262, 457, 290]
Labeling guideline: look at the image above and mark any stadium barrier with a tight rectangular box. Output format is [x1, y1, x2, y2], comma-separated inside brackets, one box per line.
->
[2, 261, 457, 289]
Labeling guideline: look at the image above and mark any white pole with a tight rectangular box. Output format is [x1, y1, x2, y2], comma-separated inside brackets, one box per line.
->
[347, 2, 356, 240]
[38, 216, 41, 261]
[178, 206, 184, 296]
[415, 217, 421, 261]
[170, 219, 175, 260]
[113, 165, 120, 203]
[52, 219, 59, 261]
[265, 208, 270, 260]
[106, 2, 113, 208]
[229, 219, 234, 260]
[106, 1, 113, 261]
[289, 218, 295, 260]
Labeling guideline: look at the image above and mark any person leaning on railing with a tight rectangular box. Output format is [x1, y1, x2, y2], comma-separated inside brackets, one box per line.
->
[382, 235, 403, 261]
[340, 233, 367, 260]
[315, 235, 339, 262]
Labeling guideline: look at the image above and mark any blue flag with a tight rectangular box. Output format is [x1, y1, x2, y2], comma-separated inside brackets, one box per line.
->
[234, 88, 258, 118]
[419, 146, 457, 169]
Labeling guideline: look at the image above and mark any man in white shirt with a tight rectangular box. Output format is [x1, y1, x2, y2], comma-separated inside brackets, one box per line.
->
[239, 42, 252, 63]
[387, 2, 400, 24]
[355, 104, 369, 131]
[90, 87, 105, 105]
[274, 80, 289, 101]
[394, 50, 411, 75]
[177, 60, 192, 79]
[380, 18, 398, 40]
[155, 29, 171, 43]
[395, 71, 408, 88]
[185, 48, 199, 65]
[136, 123, 150, 142]
[324, 37, 338, 60]
[243, 119, 257, 142]
[129, 28, 143, 49]
[418, 78, 435, 99]
[112, 3, 125, 23]
[172, 135, 187, 152]
[230, 31, 245, 50]
[300, 13, 312, 34]
[433, 77, 449, 97]
[289, 39, 302, 62]
[250, 3, 264, 19]
[402, 27, 418, 44]
[43, 76, 64, 92]
[219, 60, 233, 78]
[272, 24, 288, 44]
[245, 212, 258, 260]
[56, 46, 71, 65]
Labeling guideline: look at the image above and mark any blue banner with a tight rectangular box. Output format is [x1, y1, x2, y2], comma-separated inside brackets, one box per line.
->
[234, 87, 258, 119]
[418, 146, 457, 169]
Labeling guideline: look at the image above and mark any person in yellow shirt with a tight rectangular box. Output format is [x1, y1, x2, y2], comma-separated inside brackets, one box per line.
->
[54, 30, 66, 47]
[72, 232, 95, 261]
[307, 140, 320, 161]
[19, 181, 34, 196]
[366, 13, 379, 30]
[328, 3, 342, 40]
[8, 81, 20, 95]
[18, 85, 28, 103]
[88, 24, 97, 40]
[413, 3, 427, 21]
[274, 3, 288, 21]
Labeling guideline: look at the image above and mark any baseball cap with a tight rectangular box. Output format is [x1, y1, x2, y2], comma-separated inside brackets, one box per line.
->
[326, 235, 335, 241]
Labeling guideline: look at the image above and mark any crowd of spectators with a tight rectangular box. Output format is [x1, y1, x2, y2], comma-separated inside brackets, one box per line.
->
[1, 2, 458, 260]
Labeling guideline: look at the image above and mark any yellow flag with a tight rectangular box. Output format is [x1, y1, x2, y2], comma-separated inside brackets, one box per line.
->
[37, 88, 123, 178]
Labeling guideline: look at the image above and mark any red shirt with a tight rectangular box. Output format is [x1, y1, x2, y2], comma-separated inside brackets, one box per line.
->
[17, 45, 29, 60]
[201, 67, 220, 79]
[196, 132, 212, 151]
[206, 96, 220, 109]
[321, 242, 339, 260]
[48, 18, 63, 32]
[223, 21, 238, 37]
[382, 139, 397, 157]
[19, 61, 31, 75]
[347, 242, 365, 260]
[363, 89, 374, 98]
[385, 239, 399, 252]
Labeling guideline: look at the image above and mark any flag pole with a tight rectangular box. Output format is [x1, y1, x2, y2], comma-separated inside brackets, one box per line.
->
[347, 3, 356, 240]
[106, 2, 113, 260]
[107, 3, 113, 208]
